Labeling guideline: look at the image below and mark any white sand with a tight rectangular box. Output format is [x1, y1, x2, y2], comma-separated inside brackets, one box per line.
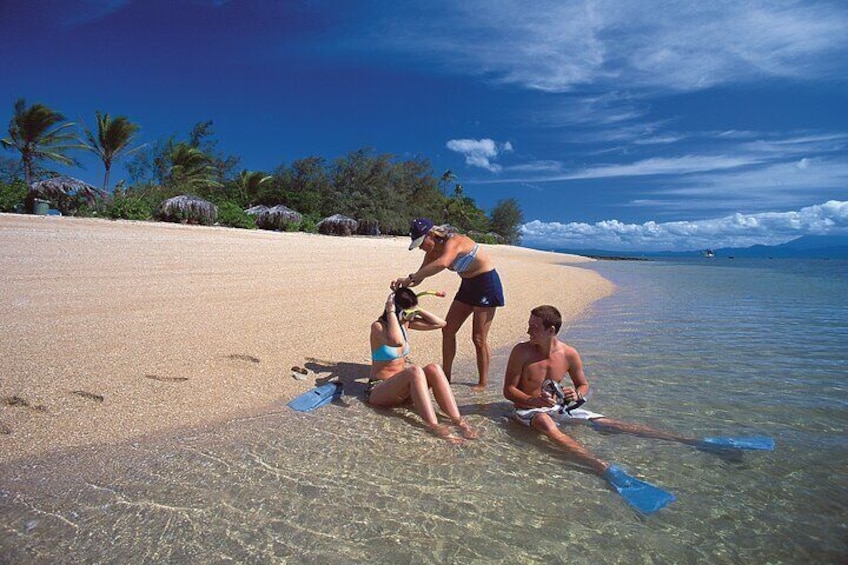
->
[0, 214, 613, 461]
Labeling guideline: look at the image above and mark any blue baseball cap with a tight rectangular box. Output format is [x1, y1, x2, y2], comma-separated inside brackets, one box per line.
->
[409, 218, 434, 250]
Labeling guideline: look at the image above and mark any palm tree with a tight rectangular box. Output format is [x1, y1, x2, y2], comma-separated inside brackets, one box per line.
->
[82, 111, 141, 191]
[1, 98, 77, 187]
[167, 142, 222, 191]
[439, 169, 457, 196]
[234, 170, 272, 206]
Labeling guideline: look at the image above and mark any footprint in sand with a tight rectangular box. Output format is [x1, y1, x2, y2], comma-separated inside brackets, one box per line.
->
[3, 395, 48, 412]
[144, 374, 189, 382]
[70, 390, 104, 403]
[226, 354, 261, 363]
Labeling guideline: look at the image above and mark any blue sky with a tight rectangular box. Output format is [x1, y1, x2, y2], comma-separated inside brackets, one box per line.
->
[2, 0, 847, 251]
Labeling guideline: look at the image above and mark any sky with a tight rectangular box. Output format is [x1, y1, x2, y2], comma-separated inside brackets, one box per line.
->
[2, 0, 847, 252]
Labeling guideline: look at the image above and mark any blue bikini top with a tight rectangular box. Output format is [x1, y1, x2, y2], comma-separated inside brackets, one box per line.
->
[449, 244, 479, 273]
[371, 324, 410, 362]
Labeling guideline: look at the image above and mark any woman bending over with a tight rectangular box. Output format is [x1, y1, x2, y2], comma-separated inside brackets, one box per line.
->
[393, 218, 505, 390]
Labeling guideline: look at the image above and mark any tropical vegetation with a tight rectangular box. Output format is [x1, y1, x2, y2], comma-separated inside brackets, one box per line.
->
[1, 98, 524, 243]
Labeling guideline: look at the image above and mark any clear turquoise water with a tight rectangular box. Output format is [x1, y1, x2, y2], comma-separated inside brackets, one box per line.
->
[1, 258, 846, 563]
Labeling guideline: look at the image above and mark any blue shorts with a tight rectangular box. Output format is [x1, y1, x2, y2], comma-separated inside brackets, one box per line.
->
[455, 269, 505, 308]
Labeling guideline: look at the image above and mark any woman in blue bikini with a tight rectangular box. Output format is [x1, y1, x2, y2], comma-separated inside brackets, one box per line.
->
[367, 288, 476, 442]
[393, 218, 504, 391]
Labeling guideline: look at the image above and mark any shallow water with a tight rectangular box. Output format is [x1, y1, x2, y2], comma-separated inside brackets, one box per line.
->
[1, 258, 846, 563]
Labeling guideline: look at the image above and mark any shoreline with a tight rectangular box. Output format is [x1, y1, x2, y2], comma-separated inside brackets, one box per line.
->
[0, 214, 614, 462]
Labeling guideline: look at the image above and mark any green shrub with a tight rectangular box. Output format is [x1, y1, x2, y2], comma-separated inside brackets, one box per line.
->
[468, 231, 504, 245]
[298, 215, 320, 233]
[216, 201, 256, 229]
[105, 194, 154, 220]
[0, 180, 27, 213]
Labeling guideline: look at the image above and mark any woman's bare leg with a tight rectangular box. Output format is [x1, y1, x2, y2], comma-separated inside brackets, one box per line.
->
[368, 366, 460, 442]
[424, 363, 478, 439]
[441, 300, 473, 382]
[470, 307, 496, 391]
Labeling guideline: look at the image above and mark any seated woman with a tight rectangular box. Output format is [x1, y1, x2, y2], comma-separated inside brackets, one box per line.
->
[367, 288, 477, 443]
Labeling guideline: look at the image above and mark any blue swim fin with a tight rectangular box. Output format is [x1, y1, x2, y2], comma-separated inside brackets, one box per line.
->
[287, 382, 343, 412]
[603, 464, 675, 515]
[698, 436, 775, 451]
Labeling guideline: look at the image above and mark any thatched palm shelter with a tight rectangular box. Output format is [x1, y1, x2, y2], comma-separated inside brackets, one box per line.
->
[245, 205, 269, 216]
[28, 176, 105, 214]
[255, 205, 302, 231]
[155, 194, 218, 225]
[317, 214, 359, 236]
[356, 218, 380, 236]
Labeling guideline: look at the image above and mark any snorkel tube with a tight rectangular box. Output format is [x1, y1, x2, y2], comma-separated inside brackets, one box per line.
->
[415, 290, 446, 298]
[400, 289, 446, 320]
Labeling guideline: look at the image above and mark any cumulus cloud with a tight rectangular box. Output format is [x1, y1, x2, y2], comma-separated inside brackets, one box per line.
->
[521, 201, 848, 252]
[446, 138, 513, 172]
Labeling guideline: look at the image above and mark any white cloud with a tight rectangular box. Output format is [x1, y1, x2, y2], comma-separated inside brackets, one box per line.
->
[391, 1, 848, 93]
[521, 200, 848, 251]
[645, 156, 848, 213]
[482, 154, 760, 183]
[446, 138, 513, 172]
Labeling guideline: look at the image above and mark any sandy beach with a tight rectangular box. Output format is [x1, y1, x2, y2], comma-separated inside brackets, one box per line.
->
[0, 214, 613, 462]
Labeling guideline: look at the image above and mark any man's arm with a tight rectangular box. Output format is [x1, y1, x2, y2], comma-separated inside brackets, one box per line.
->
[564, 347, 590, 402]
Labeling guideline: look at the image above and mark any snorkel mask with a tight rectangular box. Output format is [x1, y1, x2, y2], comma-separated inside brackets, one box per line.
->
[542, 378, 587, 414]
[400, 308, 419, 322]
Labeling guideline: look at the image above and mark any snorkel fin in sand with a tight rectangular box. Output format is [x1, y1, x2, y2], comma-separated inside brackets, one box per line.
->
[287, 382, 343, 412]
[603, 464, 676, 515]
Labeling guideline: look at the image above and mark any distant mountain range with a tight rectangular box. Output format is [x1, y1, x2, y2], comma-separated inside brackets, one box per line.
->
[544, 234, 848, 259]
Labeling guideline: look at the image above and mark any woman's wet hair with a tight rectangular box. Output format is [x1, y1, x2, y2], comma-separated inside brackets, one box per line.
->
[379, 287, 419, 322]
[394, 287, 418, 310]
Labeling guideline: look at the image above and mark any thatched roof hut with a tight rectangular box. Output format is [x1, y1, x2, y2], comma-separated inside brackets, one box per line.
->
[28, 176, 105, 213]
[255, 205, 302, 231]
[155, 194, 218, 225]
[356, 218, 380, 236]
[245, 205, 270, 216]
[317, 214, 359, 236]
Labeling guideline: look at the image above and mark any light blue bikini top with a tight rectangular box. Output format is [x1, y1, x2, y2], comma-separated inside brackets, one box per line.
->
[371, 325, 410, 362]
[449, 244, 479, 273]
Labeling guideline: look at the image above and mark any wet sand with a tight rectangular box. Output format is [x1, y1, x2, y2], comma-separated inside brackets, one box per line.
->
[0, 214, 613, 462]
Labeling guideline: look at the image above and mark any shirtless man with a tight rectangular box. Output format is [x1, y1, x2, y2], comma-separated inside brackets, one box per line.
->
[503, 305, 773, 513]
[504, 305, 720, 468]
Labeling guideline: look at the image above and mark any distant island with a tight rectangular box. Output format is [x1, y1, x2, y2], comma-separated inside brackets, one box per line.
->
[537, 234, 848, 260]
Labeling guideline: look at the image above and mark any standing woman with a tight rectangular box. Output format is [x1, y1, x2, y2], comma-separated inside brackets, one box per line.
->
[367, 287, 476, 442]
[392, 218, 505, 391]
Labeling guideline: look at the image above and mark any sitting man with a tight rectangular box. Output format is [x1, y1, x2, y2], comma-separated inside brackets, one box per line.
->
[503, 305, 773, 514]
